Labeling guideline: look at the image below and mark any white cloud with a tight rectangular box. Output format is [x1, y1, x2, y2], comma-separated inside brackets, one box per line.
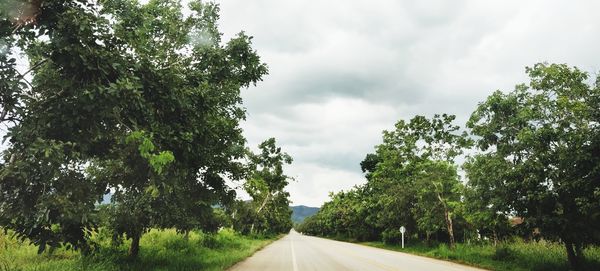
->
[285, 162, 365, 206]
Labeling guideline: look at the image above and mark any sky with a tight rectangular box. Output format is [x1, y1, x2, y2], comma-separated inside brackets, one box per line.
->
[212, 0, 600, 207]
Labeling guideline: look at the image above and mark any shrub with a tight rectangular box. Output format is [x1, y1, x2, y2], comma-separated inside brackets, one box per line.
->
[492, 245, 515, 261]
[382, 229, 402, 245]
[201, 234, 221, 249]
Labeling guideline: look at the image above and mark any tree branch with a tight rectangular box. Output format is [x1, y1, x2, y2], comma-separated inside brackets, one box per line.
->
[20, 59, 48, 79]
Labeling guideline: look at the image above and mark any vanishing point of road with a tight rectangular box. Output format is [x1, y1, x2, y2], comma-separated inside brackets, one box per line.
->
[229, 230, 487, 271]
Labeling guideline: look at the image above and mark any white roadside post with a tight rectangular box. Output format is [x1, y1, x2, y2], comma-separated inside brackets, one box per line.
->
[399, 226, 406, 248]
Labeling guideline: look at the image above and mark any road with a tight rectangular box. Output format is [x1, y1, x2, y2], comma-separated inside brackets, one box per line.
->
[229, 230, 487, 271]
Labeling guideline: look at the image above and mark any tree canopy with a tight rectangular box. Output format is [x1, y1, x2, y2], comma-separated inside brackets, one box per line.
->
[0, 0, 270, 256]
[467, 63, 600, 268]
[231, 138, 294, 235]
[299, 114, 470, 247]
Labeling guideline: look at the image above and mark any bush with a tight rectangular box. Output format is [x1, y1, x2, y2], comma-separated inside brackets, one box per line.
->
[201, 234, 221, 249]
[382, 229, 402, 245]
[362, 238, 600, 271]
[492, 245, 515, 260]
[0, 227, 277, 271]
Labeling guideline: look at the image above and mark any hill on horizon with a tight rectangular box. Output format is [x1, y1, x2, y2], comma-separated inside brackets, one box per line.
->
[290, 205, 319, 224]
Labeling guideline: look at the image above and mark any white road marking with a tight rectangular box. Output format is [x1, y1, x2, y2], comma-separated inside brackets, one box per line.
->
[290, 235, 299, 271]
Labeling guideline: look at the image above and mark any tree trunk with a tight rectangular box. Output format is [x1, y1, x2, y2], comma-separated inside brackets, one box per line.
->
[250, 193, 272, 234]
[565, 241, 581, 271]
[437, 193, 455, 249]
[256, 193, 271, 215]
[444, 209, 455, 248]
[574, 243, 584, 259]
[184, 230, 190, 241]
[493, 230, 498, 246]
[128, 233, 141, 257]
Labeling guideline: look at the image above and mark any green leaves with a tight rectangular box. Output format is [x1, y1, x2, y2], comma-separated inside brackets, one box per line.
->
[299, 114, 468, 245]
[301, 64, 600, 260]
[149, 151, 175, 175]
[1, 0, 268, 256]
[125, 131, 174, 174]
[236, 138, 293, 235]
[468, 63, 600, 266]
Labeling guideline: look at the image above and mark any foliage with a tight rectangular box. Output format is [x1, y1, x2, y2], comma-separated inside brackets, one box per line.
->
[0, 227, 278, 271]
[2, 1, 599, 269]
[299, 114, 469, 246]
[230, 138, 293, 235]
[362, 239, 600, 271]
[412, 160, 463, 246]
[467, 63, 600, 269]
[0, 0, 267, 257]
[463, 154, 512, 242]
[299, 63, 600, 270]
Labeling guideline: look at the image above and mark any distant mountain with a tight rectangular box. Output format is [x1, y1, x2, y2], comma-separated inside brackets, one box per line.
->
[290, 205, 319, 224]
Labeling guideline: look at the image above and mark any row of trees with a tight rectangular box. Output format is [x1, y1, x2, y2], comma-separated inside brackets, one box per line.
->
[0, 0, 291, 257]
[297, 63, 600, 270]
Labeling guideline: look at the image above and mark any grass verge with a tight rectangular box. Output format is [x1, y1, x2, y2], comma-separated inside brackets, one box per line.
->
[0, 228, 280, 271]
[359, 239, 600, 271]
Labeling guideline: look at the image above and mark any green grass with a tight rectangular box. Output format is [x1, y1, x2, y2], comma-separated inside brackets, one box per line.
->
[360, 239, 600, 271]
[0, 228, 279, 271]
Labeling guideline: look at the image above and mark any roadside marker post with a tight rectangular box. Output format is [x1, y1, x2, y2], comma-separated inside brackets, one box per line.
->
[399, 226, 406, 248]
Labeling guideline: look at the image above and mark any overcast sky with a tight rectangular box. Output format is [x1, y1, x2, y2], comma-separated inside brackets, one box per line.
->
[212, 0, 600, 207]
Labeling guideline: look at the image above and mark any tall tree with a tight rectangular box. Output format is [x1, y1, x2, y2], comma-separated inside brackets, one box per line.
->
[369, 114, 470, 247]
[463, 154, 511, 245]
[301, 115, 470, 246]
[412, 160, 462, 247]
[468, 63, 600, 269]
[243, 138, 293, 234]
[0, 0, 267, 256]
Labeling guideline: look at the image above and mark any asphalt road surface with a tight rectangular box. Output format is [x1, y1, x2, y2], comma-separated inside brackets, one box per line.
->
[229, 230, 487, 271]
